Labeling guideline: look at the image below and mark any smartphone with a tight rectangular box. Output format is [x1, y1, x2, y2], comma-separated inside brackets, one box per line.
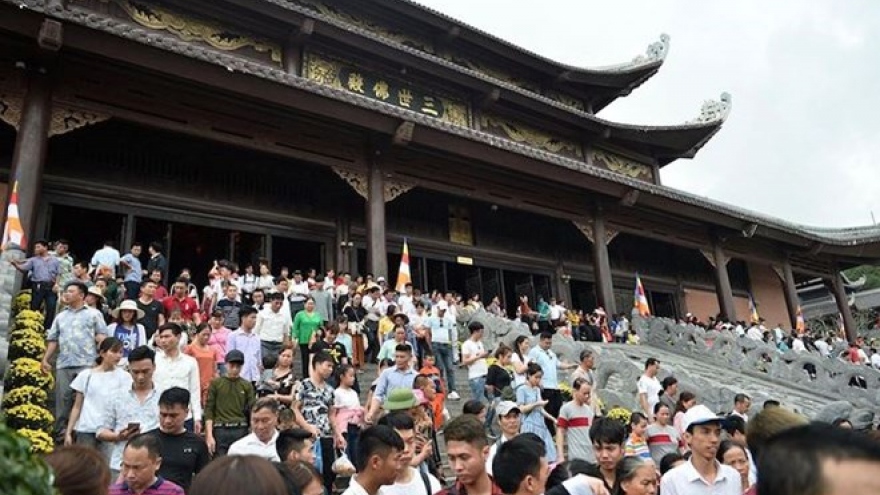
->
[126, 422, 140, 432]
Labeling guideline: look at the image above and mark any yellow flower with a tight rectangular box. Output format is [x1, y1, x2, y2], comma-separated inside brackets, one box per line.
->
[16, 428, 54, 454]
[2, 386, 48, 409]
[6, 404, 54, 432]
[6, 358, 54, 391]
[607, 407, 632, 425]
[15, 309, 45, 323]
[8, 337, 47, 361]
[9, 328, 44, 343]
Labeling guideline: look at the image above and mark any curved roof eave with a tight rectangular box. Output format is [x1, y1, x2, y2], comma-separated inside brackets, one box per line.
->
[45, 1, 877, 250]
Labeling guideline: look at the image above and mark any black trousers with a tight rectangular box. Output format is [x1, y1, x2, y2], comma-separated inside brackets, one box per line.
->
[542, 388, 563, 436]
[31, 282, 58, 328]
[213, 426, 248, 456]
[299, 344, 311, 378]
[319, 436, 337, 492]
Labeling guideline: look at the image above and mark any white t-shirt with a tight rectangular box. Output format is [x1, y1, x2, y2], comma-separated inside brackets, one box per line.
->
[334, 387, 361, 409]
[381, 467, 441, 495]
[510, 352, 529, 387]
[70, 368, 133, 432]
[461, 339, 488, 379]
[637, 374, 662, 416]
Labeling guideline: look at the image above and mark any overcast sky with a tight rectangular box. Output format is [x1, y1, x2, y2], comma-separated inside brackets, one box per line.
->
[416, 0, 880, 228]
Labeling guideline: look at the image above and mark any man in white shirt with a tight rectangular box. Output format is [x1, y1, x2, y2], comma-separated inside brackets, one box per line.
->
[255, 292, 292, 362]
[461, 322, 489, 405]
[731, 394, 751, 422]
[341, 425, 404, 495]
[90, 240, 121, 279]
[660, 405, 742, 495]
[228, 397, 281, 461]
[746, 324, 763, 341]
[792, 334, 807, 353]
[637, 357, 662, 422]
[378, 412, 442, 495]
[153, 323, 202, 434]
[814, 336, 831, 358]
[397, 283, 416, 317]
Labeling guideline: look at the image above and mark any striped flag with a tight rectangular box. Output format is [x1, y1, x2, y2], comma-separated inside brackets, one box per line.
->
[748, 294, 760, 324]
[2, 179, 26, 251]
[795, 305, 805, 334]
[395, 238, 412, 292]
[633, 273, 651, 317]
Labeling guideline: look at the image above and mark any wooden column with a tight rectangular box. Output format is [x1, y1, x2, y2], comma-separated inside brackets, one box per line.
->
[780, 258, 800, 329]
[8, 68, 53, 241]
[830, 269, 857, 343]
[335, 215, 352, 273]
[712, 241, 737, 321]
[592, 211, 616, 315]
[365, 154, 387, 278]
[554, 260, 571, 306]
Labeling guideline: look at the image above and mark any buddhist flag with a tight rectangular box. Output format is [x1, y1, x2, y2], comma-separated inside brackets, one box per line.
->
[2, 179, 26, 251]
[748, 294, 760, 324]
[395, 238, 412, 292]
[633, 273, 651, 317]
[795, 305, 805, 334]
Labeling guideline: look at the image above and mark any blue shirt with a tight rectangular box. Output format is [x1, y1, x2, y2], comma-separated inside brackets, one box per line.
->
[21, 255, 60, 283]
[227, 329, 262, 382]
[528, 346, 560, 389]
[121, 253, 142, 283]
[373, 366, 418, 403]
[100, 387, 162, 470]
[47, 305, 108, 368]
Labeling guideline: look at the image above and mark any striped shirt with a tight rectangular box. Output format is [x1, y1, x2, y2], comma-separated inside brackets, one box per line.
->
[557, 401, 595, 462]
[625, 434, 652, 461]
[647, 423, 680, 465]
[109, 477, 184, 495]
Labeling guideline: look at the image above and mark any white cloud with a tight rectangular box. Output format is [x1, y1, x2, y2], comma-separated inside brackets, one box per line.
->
[415, 0, 880, 227]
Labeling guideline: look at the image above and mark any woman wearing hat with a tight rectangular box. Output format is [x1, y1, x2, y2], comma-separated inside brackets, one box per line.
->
[108, 300, 147, 366]
[85, 286, 110, 323]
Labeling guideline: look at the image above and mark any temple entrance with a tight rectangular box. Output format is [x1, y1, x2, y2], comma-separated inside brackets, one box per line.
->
[570, 279, 597, 314]
[45, 205, 127, 262]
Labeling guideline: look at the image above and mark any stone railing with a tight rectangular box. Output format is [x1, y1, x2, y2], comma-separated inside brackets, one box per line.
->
[458, 308, 878, 428]
[633, 316, 880, 427]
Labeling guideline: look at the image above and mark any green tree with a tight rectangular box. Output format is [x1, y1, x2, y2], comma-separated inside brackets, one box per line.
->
[843, 265, 880, 291]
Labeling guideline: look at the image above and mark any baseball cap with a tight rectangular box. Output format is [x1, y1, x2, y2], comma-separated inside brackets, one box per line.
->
[682, 404, 726, 432]
[496, 401, 521, 417]
[225, 350, 245, 364]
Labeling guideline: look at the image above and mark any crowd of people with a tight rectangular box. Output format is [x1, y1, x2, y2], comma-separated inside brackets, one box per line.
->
[10, 237, 880, 495]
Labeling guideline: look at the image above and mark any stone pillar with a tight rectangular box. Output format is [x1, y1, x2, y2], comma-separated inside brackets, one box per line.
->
[592, 211, 616, 315]
[712, 242, 737, 321]
[780, 258, 800, 329]
[0, 68, 53, 386]
[365, 156, 387, 279]
[830, 270, 857, 343]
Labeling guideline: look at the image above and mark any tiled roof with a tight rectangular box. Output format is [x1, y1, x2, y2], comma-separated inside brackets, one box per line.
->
[14, 0, 880, 249]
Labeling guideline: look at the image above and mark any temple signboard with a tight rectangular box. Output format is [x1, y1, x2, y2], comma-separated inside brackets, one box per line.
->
[304, 52, 471, 128]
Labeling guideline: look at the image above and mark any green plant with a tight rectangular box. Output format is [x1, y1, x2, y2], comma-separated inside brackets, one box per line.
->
[8, 337, 47, 362]
[0, 419, 54, 495]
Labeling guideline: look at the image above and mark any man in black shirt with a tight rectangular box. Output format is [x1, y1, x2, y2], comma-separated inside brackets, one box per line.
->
[310, 323, 348, 387]
[147, 387, 210, 492]
[137, 280, 166, 340]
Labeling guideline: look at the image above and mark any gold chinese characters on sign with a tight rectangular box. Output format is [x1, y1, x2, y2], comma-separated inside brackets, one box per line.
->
[590, 149, 654, 182]
[479, 114, 583, 159]
[304, 52, 471, 128]
[89, 0, 282, 65]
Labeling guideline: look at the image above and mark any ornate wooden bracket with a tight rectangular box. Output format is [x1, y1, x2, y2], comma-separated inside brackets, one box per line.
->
[771, 265, 785, 281]
[701, 249, 729, 268]
[573, 220, 618, 245]
[332, 167, 413, 202]
[0, 93, 109, 136]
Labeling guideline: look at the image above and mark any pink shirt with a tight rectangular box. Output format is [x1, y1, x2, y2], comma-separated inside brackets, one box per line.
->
[208, 327, 230, 363]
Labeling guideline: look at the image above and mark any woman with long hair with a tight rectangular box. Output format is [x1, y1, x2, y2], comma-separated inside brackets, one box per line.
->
[107, 299, 146, 366]
[343, 294, 367, 372]
[262, 346, 298, 406]
[485, 344, 514, 433]
[184, 323, 220, 406]
[45, 445, 112, 495]
[65, 338, 131, 454]
[673, 391, 697, 448]
[516, 362, 557, 463]
[510, 335, 532, 387]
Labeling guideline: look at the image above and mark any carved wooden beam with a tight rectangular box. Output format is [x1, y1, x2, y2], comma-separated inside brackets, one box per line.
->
[38, 19, 63, 52]
[741, 222, 758, 238]
[479, 87, 501, 109]
[619, 188, 640, 207]
[392, 121, 415, 146]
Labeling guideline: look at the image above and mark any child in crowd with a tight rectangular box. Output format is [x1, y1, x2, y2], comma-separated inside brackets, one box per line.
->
[625, 412, 652, 461]
[418, 352, 446, 427]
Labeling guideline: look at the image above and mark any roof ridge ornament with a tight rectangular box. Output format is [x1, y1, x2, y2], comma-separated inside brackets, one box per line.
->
[688, 92, 732, 124]
[631, 33, 671, 66]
